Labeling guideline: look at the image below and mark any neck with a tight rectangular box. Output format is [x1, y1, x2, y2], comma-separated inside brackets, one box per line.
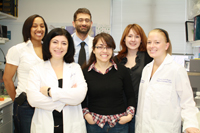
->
[31, 39, 42, 47]
[153, 54, 167, 68]
[50, 58, 64, 67]
[76, 31, 88, 41]
[127, 49, 138, 57]
[95, 60, 111, 70]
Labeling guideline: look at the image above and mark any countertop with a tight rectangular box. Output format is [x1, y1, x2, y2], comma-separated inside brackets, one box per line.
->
[0, 97, 12, 108]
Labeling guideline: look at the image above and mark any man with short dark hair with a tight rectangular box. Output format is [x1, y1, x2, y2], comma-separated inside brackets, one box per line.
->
[72, 8, 93, 66]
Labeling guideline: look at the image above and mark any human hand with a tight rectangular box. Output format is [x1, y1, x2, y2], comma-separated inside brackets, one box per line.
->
[40, 86, 49, 97]
[186, 127, 200, 133]
[118, 114, 133, 125]
[72, 83, 77, 88]
[85, 113, 95, 125]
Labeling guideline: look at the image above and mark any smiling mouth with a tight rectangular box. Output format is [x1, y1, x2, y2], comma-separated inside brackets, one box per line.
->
[36, 33, 42, 37]
[149, 49, 157, 53]
[129, 43, 137, 46]
[54, 50, 63, 54]
[101, 54, 109, 58]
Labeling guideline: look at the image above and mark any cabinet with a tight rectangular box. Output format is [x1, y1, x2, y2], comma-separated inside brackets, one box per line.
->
[0, 98, 13, 133]
[187, 0, 200, 47]
[0, 11, 17, 44]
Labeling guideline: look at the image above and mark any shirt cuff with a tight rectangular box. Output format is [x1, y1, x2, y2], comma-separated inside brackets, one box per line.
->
[82, 107, 90, 117]
[126, 106, 135, 116]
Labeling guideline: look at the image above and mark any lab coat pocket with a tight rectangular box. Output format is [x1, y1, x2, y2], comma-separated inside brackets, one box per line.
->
[151, 119, 173, 133]
[152, 83, 172, 105]
[70, 120, 86, 133]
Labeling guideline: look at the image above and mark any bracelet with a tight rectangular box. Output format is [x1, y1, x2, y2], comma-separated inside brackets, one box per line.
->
[47, 87, 51, 97]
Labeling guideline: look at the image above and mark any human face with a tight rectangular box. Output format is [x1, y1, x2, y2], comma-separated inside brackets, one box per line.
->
[125, 29, 141, 51]
[147, 31, 169, 61]
[49, 35, 68, 60]
[93, 39, 113, 64]
[30, 17, 45, 42]
[73, 13, 92, 35]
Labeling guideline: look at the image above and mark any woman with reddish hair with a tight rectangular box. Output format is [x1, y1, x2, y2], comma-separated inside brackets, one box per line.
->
[114, 24, 152, 133]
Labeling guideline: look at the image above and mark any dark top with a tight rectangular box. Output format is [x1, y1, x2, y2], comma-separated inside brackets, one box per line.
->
[114, 51, 153, 109]
[53, 79, 63, 131]
[82, 64, 136, 115]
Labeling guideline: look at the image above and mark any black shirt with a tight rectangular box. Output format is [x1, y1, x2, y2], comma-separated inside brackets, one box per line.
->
[53, 79, 63, 133]
[114, 51, 153, 109]
[82, 64, 136, 115]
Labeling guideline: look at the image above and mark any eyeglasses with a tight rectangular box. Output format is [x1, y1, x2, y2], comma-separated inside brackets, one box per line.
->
[95, 46, 113, 50]
[75, 18, 91, 23]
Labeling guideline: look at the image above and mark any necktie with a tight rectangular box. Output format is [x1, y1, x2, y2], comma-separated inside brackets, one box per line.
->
[78, 42, 86, 66]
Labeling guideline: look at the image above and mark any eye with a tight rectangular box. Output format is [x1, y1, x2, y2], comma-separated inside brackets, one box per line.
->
[62, 42, 67, 45]
[107, 47, 113, 50]
[156, 42, 160, 44]
[136, 35, 140, 38]
[52, 40, 58, 44]
[147, 41, 151, 44]
[85, 19, 91, 22]
[77, 18, 83, 22]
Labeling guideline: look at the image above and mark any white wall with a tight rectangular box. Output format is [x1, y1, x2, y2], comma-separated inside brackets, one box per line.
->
[0, 0, 111, 69]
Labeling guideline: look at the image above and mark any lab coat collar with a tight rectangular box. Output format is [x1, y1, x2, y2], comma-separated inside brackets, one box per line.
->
[146, 54, 172, 68]
[146, 54, 173, 82]
[162, 54, 173, 65]
[43, 60, 71, 79]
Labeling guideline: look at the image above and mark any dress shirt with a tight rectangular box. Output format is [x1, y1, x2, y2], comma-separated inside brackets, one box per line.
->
[72, 33, 93, 63]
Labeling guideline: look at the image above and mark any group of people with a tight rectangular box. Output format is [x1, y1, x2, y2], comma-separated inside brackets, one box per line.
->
[2, 7, 200, 133]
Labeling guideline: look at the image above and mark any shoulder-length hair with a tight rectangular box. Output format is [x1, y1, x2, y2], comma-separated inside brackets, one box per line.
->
[117, 24, 147, 62]
[84, 32, 116, 68]
[42, 28, 75, 63]
[22, 14, 48, 42]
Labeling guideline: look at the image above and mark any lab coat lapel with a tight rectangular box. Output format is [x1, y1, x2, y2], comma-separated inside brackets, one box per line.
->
[63, 62, 71, 90]
[149, 54, 172, 83]
[43, 60, 58, 88]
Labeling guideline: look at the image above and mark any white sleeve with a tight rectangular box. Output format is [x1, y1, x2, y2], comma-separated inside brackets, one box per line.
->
[26, 65, 65, 112]
[51, 64, 87, 105]
[6, 45, 20, 66]
[175, 66, 199, 131]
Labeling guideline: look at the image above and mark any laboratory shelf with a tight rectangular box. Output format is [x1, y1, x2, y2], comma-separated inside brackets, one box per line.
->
[0, 12, 17, 20]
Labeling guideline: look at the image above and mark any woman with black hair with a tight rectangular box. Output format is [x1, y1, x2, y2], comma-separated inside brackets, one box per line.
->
[3, 14, 48, 133]
[26, 28, 87, 133]
[82, 32, 136, 133]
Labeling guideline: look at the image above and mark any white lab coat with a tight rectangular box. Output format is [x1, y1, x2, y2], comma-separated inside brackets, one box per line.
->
[135, 54, 199, 133]
[26, 61, 87, 133]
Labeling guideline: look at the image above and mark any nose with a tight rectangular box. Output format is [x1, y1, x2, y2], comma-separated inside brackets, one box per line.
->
[102, 47, 107, 52]
[57, 43, 62, 49]
[37, 26, 42, 31]
[131, 37, 135, 41]
[149, 42, 155, 48]
[82, 21, 87, 25]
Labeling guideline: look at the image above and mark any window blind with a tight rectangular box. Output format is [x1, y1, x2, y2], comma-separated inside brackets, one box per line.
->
[111, 0, 190, 54]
